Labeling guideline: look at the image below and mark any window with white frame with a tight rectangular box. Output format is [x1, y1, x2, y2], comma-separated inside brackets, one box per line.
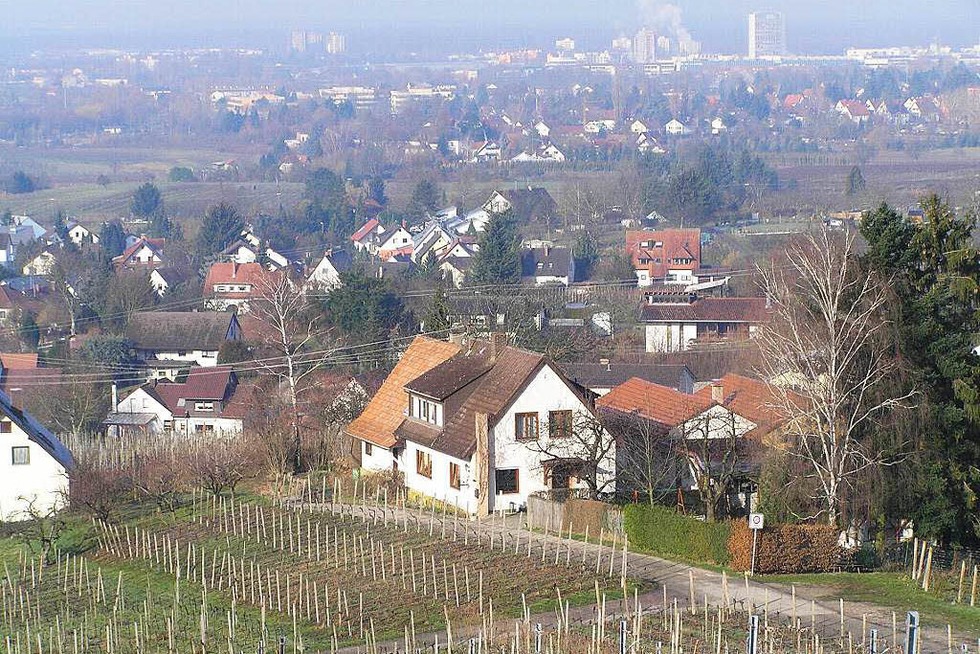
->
[11, 446, 29, 465]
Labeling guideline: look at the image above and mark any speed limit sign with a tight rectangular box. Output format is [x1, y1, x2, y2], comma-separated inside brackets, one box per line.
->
[749, 513, 765, 530]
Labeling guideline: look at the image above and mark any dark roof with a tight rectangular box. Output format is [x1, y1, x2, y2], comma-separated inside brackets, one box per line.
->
[404, 355, 493, 400]
[640, 297, 770, 323]
[152, 266, 194, 286]
[325, 249, 353, 273]
[126, 312, 239, 351]
[521, 247, 572, 278]
[0, 390, 73, 469]
[560, 362, 695, 391]
[425, 347, 548, 460]
[495, 188, 557, 220]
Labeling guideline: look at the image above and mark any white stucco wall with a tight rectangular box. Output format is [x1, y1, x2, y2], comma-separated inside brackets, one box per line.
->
[360, 440, 396, 472]
[402, 439, 475, 514]
[489, 364, 615, 512]
[154, 350, 220, 367]
[0, 423, 68, 521]
[645, 323, 697, 352]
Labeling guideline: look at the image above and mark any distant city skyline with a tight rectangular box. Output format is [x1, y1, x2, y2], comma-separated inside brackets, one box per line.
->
[1, 0, 977, 56]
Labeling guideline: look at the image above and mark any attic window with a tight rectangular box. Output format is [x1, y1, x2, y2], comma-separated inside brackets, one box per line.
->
[195, 402, 214, 412]
[0, 420, 10, 434]
[11, 446, 29, 465]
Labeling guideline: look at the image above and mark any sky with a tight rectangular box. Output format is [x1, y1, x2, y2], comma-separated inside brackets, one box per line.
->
[2, 0, 978, 54]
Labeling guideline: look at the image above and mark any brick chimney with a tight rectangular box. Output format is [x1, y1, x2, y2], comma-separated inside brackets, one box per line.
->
[489, 332, 508, 363]
[711, 382, 724, 403]
[231, 261, 237, 279]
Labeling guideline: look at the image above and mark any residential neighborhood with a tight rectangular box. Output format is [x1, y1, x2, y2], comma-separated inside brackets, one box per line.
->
[0, 3, 977, 651]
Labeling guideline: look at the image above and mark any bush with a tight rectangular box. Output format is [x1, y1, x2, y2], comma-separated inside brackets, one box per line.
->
[728, 520, 842, 574]
[623, 504, 731, 565]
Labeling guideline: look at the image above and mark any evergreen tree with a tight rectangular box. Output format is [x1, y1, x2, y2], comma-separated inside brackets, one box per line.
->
[130, 182, 163, 219]
[846, 166, 866, 196]
[99, 221, 128, 258]
[860, 196, 980, 545]
[196, 202, 244, 258]
[325, 268, 405, 344]
[367, 176, 387, 206]
[469, 211, 521, 285]
[406, 179, 441, 222]
[572, 230, 600, 281]
[422, 284, 452, 334]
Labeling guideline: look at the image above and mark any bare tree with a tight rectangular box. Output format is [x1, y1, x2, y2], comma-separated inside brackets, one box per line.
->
[524, 410, 617, 499]
[678, 407, 749, 521]
[188, 434, 260, 497]
[251, 271, 334, 472]
[602, 409, 677, 505]
[756, 227, 913, 527]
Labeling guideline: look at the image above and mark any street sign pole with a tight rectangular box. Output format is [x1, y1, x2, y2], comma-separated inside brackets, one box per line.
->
[748, 513, 764, 576]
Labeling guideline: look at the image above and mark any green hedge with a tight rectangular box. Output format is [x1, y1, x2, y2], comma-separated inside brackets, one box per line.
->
[623, 504, 731, 565]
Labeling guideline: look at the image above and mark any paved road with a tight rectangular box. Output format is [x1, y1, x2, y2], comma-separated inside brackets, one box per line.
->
[301, 500, 975, 654]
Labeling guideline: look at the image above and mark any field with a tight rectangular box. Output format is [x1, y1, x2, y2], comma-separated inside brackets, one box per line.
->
[0, 484, 626, 654]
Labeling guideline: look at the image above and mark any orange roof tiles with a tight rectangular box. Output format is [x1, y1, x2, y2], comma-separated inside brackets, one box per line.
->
[597, 377, 713, 428]
[346, 336, 461, 448]
[694, 373, 799, 435]
[626, 229, 701, 279]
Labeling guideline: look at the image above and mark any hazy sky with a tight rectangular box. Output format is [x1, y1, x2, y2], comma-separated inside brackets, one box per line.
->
[3, 0, 978, 54]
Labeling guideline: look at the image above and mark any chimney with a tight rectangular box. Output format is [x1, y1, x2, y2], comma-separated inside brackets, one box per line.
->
[599, 357, 611, 371]
[448, 325, 466, 345]
[111, 383, 118, 410]
[489, 332, 508, 363]
[711, 383, 724, 403]
[8, 387, 22, 411]
[231, 261, 237, 279]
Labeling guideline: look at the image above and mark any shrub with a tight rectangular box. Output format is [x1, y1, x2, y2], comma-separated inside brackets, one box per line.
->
[623, 504, 731, 565]
[728, 520, 842, 574]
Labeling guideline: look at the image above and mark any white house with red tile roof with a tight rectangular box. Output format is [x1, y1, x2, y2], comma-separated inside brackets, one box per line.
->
[113, 236, 167, 270]
[626, 229, 702, 286]
[346, 335, 614, 516]
[203, 261, 281, 313]
[835, 100, 871, 123]
[376, 226, 414, 261]
[351, 218, 386, 254]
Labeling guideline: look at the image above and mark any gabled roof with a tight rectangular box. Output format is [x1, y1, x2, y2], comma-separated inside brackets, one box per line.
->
[521, 247, 572, 278]
[640, 297, 770, 324]
[404, 355, 494, 401]
[425, 346, 549, 460]
[351, 218, 383, 243]
[693, 373, 798, 435]
[597, 377, 713, 428]
[154, 366, 234, 407]
[126, 311, 239, 351]
[0, 390, 73, 470]
[0, 353, 39, 370]
[346, 336, 461, 448]
[626, 229, 701, 275]
[204, 262, 278, 296]
[114, 237, 166, 266]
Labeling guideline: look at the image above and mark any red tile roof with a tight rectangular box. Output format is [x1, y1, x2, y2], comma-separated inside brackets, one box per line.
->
[694, 373, 802, 437]
[114, 237, 166, 267]
[351, 218, 381, 243]
[640, 297, 770, 324]
[346, 336, 461, 448]
[597, 377, 713, 428]
[0, 353, 37, 370]
[203, 262, 279, 298]
[626, 229, 701, 279]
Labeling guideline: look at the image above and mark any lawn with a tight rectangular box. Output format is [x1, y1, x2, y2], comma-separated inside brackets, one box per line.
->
[759, 572, 980, 635]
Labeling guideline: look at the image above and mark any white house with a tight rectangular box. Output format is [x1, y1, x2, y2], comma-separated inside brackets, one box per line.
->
[104, 366, 249, 437]
[521, 246, 575, 286]
[305, 249, 353, 292]
[630, 119, 649, 134]
[126, 311, 242, 367]
[0, 390, 72, 521]
[710, 117, 728, 135]
[665, 119, 692, 136]
[377, 226, 414, 260]
[351, 218, 386, 254]
[533, 121, 551, 138]
[347, 335, 615, 516]
[67, 221, 99, 247]
[471, 141, 502, 163]
[640, 295, 770, 353]
[22, 250, 57, 277]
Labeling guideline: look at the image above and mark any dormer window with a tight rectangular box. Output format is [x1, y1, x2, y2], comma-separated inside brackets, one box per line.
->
[409, 393, 442, 427]
[195, 402, 214, 412]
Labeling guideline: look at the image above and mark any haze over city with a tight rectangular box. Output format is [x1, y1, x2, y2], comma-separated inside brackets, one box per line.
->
[2, 0, 978, 55]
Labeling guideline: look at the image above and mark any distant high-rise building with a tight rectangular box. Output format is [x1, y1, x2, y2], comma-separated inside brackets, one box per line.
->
[326, 32, 346, 55]
[555, 37, 576, 53]
[290, 30, 309, 53]
[748, 11, 786, 59]
[611, 36, 632, 52]
[633, 28, 658, 64]
[290, 30, 326, 54]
